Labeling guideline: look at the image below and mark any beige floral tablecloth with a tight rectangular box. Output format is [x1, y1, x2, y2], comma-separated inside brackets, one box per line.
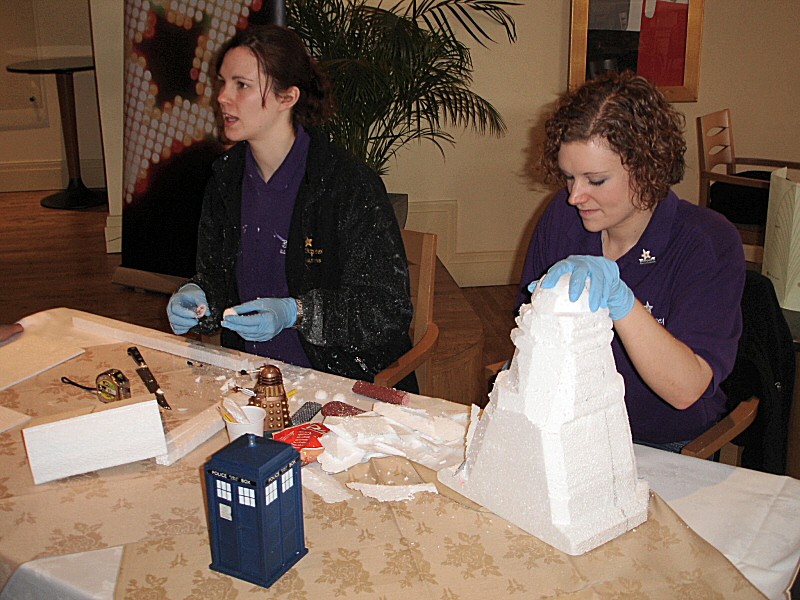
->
[115, 455, 763, 599]
[0, 343, 765, 599]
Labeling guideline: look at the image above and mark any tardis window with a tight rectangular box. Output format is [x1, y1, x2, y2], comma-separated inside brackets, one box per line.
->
[265, 480, 278, 505]
[216, 479, 232, 501]
[238, 486, 256, 507]
[281, 469, 294, 492]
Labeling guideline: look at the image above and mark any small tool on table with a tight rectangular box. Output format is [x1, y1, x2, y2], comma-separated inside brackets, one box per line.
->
[290, 401, 322, 425]
[127, 346, 172, 410]
[60, 369, 131, 403]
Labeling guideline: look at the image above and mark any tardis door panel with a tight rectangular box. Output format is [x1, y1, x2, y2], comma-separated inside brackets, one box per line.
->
[217, 502, 239, 568]
[280, 466, 302, 558]
[264, 479, 283, 574]
[235, 483, 263, 577]
[210, 477, 239, 569]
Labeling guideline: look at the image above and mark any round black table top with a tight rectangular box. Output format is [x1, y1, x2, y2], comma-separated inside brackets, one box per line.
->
[6, 56, 94, 75]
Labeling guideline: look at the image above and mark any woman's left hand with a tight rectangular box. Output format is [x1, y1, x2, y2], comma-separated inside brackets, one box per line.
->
[530, 255, 635, 320]
[221, 298, 298, 342]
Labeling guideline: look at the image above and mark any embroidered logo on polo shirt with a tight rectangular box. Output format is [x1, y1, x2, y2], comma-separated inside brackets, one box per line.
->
[638, 249, 656, 264]
[304, 237, 323, 264]
[643, 301, 665, 325]
[274, 232, 288, 255]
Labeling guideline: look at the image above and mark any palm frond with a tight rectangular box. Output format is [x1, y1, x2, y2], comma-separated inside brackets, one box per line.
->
[286, 0, 518, 174]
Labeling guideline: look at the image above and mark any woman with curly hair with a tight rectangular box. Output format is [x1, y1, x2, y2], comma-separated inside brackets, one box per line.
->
[166, 25, 416, 391]
[520, 71, 745, 450]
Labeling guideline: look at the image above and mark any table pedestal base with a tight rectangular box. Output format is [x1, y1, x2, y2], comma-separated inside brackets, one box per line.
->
[41, 178, 107, 210]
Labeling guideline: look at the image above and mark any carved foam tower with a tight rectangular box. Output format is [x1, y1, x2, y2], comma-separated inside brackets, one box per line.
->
[438, 274, 649, 555]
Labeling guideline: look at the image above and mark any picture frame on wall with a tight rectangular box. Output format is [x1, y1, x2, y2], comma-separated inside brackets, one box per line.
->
[568, 0, 704, 102]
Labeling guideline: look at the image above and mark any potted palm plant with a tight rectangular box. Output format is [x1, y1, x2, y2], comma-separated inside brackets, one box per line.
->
[286, 0, 518, 182]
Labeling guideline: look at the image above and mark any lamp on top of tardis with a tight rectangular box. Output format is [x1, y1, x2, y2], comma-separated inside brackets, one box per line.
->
[204, 433, 307, 588]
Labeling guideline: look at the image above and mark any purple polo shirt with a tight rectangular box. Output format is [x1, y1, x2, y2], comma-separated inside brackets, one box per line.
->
[236, 126, 311, 367]
[518, 189, 745, 443]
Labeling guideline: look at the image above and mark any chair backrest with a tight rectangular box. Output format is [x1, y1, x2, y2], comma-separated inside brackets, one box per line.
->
[399, 228, 438, 393]
[697, 108, 737, 208]
[401, 229, 437, 346]
[697, 108, 737, 175]
[682, 270, 795, 470]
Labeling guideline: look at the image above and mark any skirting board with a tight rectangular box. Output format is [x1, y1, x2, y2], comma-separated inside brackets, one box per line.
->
[0, 158, 106, 192]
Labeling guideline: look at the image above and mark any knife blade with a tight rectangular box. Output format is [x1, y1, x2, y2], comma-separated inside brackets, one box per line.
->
[127, 346, 172, 410]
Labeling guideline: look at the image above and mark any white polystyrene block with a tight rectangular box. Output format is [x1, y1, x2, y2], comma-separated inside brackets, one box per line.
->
[0, 332, 84, 391]
[22, 396, 167, 485]
[155, 403, 224, 466]
[439, 273, 648, 555]
[72, 314, 254, 372]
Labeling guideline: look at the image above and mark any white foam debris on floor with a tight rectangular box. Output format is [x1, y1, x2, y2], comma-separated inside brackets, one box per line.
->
[346, 482, 438, 502]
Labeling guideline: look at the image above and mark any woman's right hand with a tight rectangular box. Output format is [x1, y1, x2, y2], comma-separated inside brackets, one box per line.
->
[534, 255, 635, 321]
[167, 283, 208, 334]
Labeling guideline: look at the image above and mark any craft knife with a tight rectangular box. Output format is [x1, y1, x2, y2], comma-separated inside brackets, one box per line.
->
[127, 346, 172, 410]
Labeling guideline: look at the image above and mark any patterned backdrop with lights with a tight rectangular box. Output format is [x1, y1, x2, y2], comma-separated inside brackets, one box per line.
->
[122, 0, 276, 279]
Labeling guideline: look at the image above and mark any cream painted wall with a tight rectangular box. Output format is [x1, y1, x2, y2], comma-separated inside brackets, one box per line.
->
[0, 0, 105, 193]
[8, 1, 800, 282]
[386, 0, 800, 286]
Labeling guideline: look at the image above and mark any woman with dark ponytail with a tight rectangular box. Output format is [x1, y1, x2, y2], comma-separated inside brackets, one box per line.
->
[167, 24, 417, 391]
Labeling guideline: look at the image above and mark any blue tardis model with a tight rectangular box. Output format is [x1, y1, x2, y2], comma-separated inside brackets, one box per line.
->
[204, 433, 308, 587]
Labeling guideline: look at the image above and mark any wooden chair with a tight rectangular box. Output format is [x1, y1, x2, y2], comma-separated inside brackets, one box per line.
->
[696, 108, 800, 259]
[374, 229, 439, 394]
[679, 270, 782, 464]
[680, 396, 759, 462]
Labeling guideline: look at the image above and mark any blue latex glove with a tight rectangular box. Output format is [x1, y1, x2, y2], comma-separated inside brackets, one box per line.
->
[167, 283, 208, 334]
[531, 255, 635, 321]
[221, 298, 298, 342]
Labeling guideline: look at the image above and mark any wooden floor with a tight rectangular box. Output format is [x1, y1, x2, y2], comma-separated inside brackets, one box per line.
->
[1, 189, 520, 369]
[1, 190, 173, 333]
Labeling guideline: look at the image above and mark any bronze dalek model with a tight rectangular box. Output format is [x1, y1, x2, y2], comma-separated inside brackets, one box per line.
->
[251, 364, 291, 432]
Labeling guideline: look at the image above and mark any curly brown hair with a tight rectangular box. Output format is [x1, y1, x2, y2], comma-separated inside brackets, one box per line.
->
[215, 25, 335, 128]
[541, 71, 686, 210]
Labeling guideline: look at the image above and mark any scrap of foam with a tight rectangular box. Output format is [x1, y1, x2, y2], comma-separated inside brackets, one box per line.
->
[372, 403, 465, 444]
[317, 409, 467, 474]
[438, 274, 649, 555]
[317, 434, 367, 473]
[346, 482, 438, 502]
[301, 463, 354, 503]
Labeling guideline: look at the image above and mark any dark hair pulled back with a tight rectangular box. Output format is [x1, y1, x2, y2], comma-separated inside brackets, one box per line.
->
[216, 24, 335, 128]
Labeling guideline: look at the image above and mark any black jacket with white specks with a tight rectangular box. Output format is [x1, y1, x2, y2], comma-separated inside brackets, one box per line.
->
[189, 128, 415, 388]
